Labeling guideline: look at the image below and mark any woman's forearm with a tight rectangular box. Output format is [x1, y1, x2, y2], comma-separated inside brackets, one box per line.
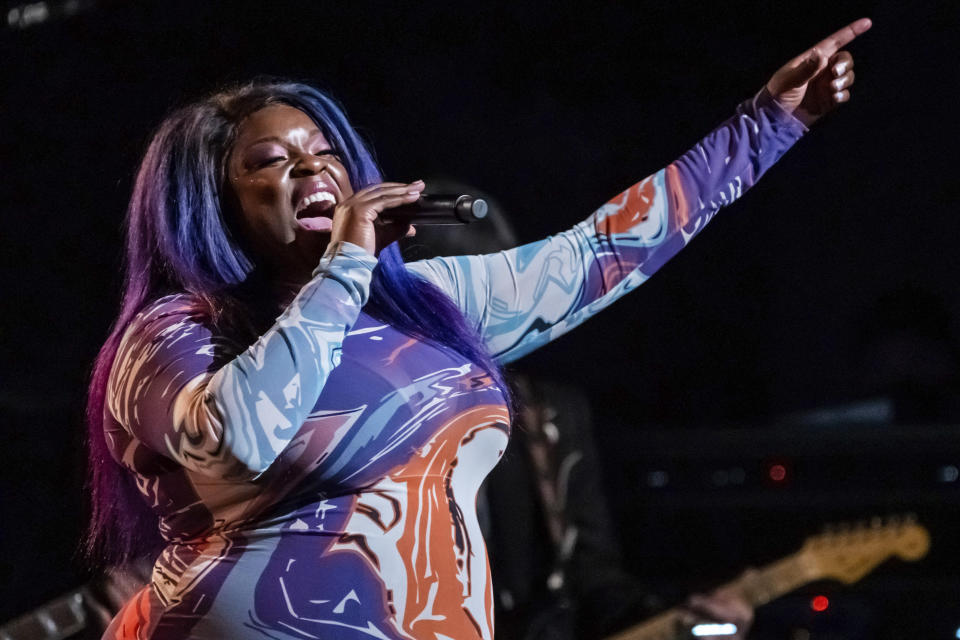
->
[108, 242, 376, 480]
[409, 89, 806, 364]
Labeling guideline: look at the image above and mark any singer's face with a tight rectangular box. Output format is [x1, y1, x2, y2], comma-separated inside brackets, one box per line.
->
[225, 104, 353, 281]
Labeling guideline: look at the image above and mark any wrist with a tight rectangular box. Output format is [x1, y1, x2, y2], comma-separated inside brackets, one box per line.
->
[317, 241, 378, 275]
[757, 87, 811, 132]
[791, 106, 820, 128]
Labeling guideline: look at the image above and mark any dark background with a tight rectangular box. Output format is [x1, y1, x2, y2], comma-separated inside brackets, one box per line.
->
[2, 0, 959, 637]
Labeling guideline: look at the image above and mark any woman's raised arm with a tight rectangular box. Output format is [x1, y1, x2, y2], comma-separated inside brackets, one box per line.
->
[409, 19, 870, 364]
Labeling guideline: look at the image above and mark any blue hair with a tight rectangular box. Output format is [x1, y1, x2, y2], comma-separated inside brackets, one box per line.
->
[85, 79, 510, 565]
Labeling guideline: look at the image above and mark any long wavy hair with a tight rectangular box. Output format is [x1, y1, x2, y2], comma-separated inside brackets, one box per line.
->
[85, 79, 510, 565]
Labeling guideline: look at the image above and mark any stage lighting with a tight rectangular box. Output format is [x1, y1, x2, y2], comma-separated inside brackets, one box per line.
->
[811, 595, 829, 612]
[691, 623, 737, 636]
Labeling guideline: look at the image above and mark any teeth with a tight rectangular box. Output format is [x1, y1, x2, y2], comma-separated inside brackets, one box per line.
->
[298, 191, 335, 212]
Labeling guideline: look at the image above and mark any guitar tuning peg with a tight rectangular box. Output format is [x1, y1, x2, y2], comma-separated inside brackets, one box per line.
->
[870, 516, 882, 529]
[888, 514, 902, 527]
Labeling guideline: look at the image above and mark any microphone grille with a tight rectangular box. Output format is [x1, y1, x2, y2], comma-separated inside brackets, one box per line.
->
[471, 198, 489, 220]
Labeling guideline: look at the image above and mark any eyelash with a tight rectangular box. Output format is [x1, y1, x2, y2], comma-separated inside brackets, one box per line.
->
[260, 156, 287, 167]
[257, 150, 341, 168]
[316, 149, 343, 161]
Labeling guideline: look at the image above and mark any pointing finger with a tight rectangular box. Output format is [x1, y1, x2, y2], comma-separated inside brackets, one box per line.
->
[813, 17, 872, 57]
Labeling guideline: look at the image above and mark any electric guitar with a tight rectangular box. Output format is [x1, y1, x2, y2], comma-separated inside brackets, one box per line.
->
[604, 516, 930, 640]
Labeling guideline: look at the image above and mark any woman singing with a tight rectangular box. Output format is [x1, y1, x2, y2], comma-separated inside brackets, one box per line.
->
[86, 19, 870, 640]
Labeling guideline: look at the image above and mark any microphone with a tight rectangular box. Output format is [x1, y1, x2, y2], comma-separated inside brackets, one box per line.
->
[381, 194, 489, 225]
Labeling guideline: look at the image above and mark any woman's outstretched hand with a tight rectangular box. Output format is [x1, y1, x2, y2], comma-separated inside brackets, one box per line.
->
[765, 18, 872, 126]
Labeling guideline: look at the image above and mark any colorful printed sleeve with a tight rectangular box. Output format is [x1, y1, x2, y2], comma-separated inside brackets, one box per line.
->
[106, 242, 377, 480]
[407, 89, 807, 363]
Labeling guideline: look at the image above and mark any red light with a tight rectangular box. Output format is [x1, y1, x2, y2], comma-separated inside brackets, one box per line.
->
[768, 464, 787, 482]
[811, 595, 829, 612]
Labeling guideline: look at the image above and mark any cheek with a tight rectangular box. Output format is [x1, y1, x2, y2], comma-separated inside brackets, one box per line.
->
[228, 180, 297, 258]
[327, 161, 355, 197]
[233, 178, 290, 228]
[237, 176, 285, 208]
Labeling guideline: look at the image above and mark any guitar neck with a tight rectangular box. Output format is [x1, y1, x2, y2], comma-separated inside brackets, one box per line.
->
[603, 519, 929, 640]
[604, 553, 814, 640]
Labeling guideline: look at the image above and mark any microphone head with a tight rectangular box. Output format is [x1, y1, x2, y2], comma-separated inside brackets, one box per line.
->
[455, 195, 488, 222]
[471, 198, 489, 220]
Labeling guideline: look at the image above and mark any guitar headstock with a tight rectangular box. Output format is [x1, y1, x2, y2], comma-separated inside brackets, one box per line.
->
[798, 515, 930, 584]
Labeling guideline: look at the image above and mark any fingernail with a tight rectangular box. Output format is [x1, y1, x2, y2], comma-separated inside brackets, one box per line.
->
[407, 189, 422, 195]
[834, 62, 847, 76]
[833, 78, 844, 89]
[834, 91, 844, 102]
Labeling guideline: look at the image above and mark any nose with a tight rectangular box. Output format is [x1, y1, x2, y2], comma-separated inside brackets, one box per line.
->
[291, 152, 325, 178]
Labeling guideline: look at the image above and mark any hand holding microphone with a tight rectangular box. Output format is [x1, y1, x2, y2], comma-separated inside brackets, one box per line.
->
[328, 180, 424, 256]
[330, 179, 489, 256]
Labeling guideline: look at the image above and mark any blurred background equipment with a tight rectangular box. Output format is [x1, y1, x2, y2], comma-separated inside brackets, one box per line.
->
[606, 517, 930, 640]
[4, 0, 99, 30]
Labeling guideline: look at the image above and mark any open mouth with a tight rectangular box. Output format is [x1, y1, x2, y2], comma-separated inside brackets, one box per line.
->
[295, 191, 336, 231]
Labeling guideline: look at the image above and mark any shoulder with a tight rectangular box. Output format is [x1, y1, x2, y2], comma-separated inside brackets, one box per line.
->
[118, 293, 219, 357]
[106, 294, 223, 431]
[108, 293, 236, 405]
[135, 292, 206, 324]
[129, 292, 214, 332]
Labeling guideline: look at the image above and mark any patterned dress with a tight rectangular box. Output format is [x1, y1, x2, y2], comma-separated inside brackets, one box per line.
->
[103, 89, 805, 639]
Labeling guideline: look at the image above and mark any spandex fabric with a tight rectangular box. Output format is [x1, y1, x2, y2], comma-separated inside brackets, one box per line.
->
[103, 90, 804, 639]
